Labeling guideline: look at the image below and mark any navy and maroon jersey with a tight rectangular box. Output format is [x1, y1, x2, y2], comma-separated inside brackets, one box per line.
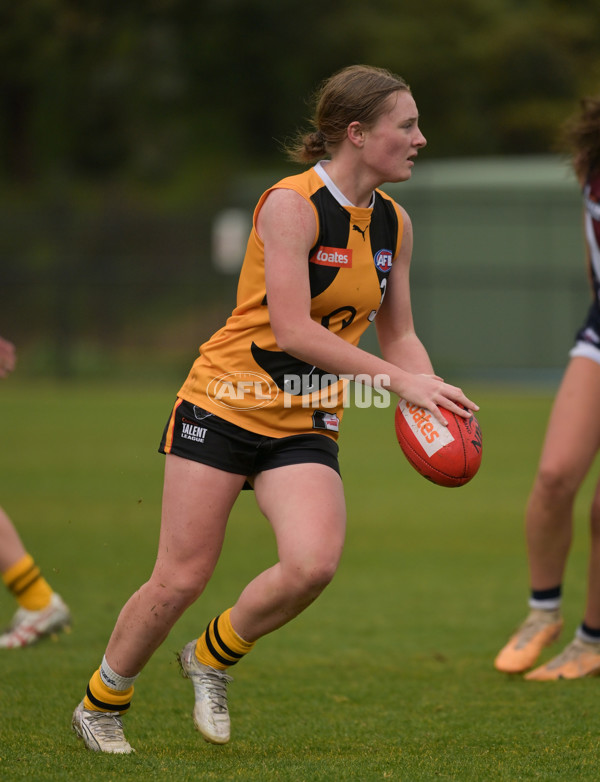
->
[573, 171, 600, 351]
[584, 171, 600, 301]
[178, 161, 404, 439]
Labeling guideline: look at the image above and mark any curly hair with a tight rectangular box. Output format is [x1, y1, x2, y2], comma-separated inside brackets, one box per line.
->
[559, 97, 600, 182]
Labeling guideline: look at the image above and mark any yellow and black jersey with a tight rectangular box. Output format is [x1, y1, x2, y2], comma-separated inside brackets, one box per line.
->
[178, 161, 404, 439]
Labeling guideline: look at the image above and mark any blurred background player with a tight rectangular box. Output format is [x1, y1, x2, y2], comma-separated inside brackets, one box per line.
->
[71, 64, 478, 754]
[0, 336, 71, 648]
[495, 96, 600, 680]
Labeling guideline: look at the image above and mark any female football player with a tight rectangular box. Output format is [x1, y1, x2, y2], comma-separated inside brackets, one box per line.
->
[495, 97, 600, 680]
[72, 64, 478, 753]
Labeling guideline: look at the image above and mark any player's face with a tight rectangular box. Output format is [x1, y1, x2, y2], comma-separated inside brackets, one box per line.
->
[362, 90, 427, 183]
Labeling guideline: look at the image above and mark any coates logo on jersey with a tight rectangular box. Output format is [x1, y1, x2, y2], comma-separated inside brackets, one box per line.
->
[311, 246, 353, 268]
[374, 248, 393, 273]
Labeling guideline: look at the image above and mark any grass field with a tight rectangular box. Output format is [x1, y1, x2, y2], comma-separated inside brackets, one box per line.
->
[0, 379, 599, 781]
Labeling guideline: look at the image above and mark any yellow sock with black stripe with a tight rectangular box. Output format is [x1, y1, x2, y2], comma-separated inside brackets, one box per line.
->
[2, 553, 53, 611]
[83, 656, 137, 714]
[195, 608, 255, 670]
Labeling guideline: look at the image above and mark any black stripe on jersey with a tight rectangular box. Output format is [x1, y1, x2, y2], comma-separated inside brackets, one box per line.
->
[370, 192, 399, 259]
[261, 185, 349, 307]
[369, 192, 399, 286]
[251, 342, 334, 394]
[86, 685, 130, 712]
[307, 186, 352, 298]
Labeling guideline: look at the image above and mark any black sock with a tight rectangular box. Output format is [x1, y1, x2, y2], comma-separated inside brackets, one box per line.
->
[579, 622, 600, 642]
[529, 585, 561, 610]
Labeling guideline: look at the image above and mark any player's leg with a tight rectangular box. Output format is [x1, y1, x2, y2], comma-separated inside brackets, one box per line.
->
[524, 474, 600, 681]
[525, 357, 600, 587]
[104, 455, 245, 673]
[232, 462, 346, 640]
[72, 454, 246, 753]
[0, 506, 26, 571]
[495, 356, 600, 673]
[0, 506, 70, 648]
[585, 477, 600, 630]
[181, 462, 346, 744]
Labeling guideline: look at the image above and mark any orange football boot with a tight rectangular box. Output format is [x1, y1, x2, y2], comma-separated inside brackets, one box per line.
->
[494, 609, 563, 673]
[525, 637, 600, 680]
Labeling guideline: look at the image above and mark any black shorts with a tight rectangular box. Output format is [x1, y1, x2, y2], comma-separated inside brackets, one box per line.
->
[158, 399, 340, 489]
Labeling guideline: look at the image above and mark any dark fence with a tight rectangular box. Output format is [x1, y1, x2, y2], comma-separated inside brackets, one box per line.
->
[0, 156, 586, 383]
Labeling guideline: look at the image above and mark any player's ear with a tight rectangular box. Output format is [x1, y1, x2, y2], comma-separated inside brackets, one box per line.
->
[347, 122, 365, 148]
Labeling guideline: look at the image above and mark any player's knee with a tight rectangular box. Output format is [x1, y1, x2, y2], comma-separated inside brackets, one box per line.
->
[533, 464, 579, 504]
[288, 555, 340, 597]
[147, 569, 208, 608]
[309, 560, 338, 592]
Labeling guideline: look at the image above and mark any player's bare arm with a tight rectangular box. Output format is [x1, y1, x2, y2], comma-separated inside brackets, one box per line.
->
[260, 189, 476, 425]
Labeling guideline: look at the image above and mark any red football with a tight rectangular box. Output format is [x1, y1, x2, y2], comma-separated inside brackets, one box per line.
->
[394, 399, 482, 487]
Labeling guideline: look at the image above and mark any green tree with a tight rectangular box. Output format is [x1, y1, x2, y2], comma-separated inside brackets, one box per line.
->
[1, 0, 599, 185]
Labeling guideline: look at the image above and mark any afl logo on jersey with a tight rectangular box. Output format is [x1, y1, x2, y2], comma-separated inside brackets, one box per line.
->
[374, 249, 393, 273]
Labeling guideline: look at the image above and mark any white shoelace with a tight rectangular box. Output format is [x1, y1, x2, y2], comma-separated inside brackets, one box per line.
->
[85, 710, 127, 743]
[194, 669, 232, 713]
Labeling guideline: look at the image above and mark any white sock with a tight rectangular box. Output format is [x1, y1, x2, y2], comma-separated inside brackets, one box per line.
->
[99, 655, 138, 691]
[528, 597, 561, 611]
[576, 625, 600, 645]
